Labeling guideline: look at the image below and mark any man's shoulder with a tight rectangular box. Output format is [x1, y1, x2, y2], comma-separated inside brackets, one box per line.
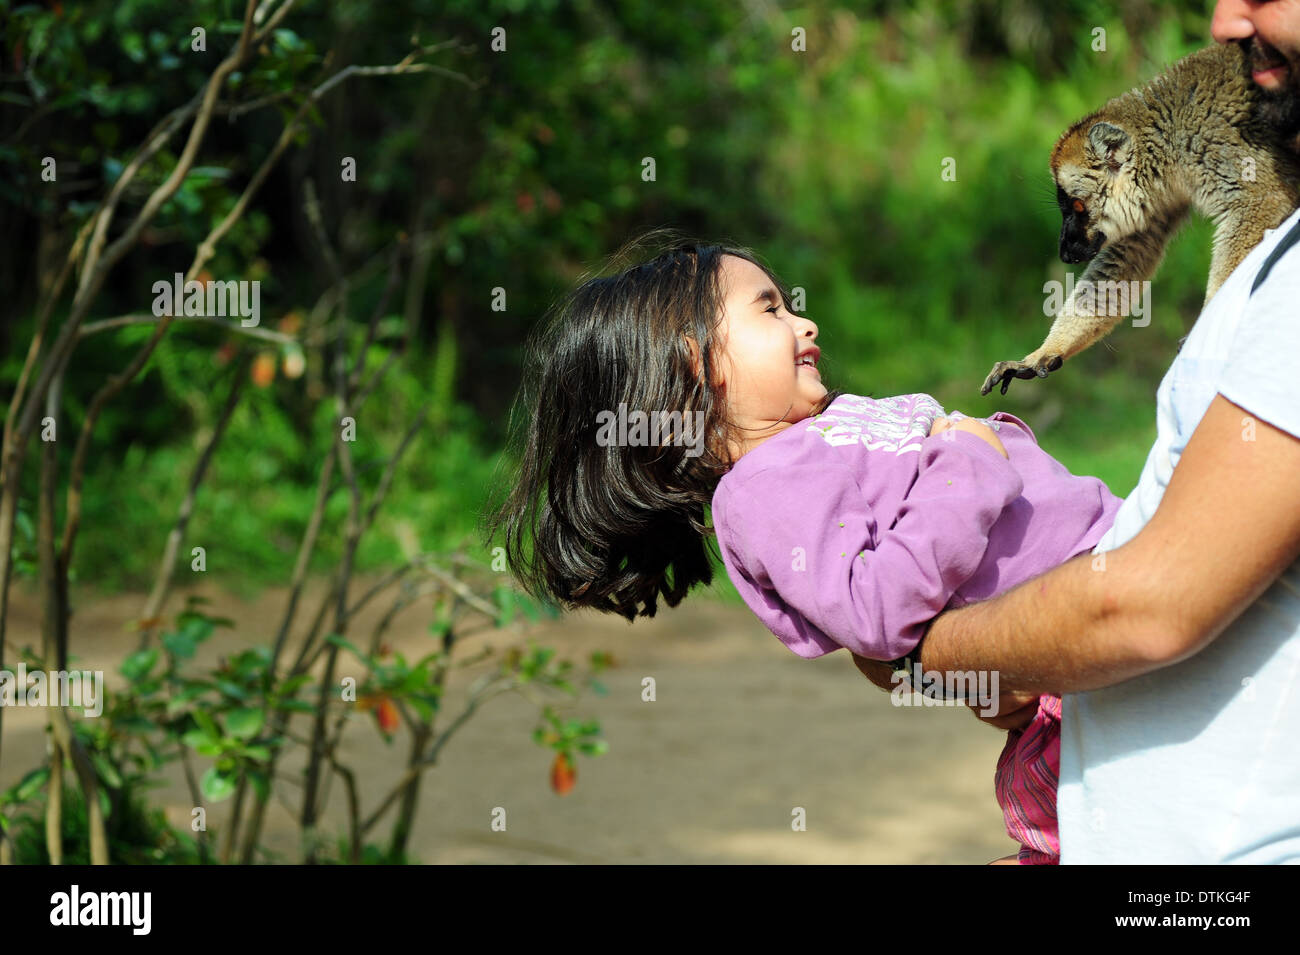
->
[1167, 207, 1300, 369]
[1249, 207, 1300, 296]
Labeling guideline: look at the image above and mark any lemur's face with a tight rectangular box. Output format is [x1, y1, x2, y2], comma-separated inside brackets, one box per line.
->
[1051, 118, 1141, 263]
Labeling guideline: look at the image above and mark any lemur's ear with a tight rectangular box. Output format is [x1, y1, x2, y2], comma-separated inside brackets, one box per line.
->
[1087, 122, 1131, 172]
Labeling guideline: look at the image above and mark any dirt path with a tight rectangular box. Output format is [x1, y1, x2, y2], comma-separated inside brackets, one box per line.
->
[2, 576, 1020, 863]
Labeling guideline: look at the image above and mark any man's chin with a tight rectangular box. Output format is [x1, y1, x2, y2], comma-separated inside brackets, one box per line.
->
[1258, 88, 1300, 143]
[1255, 58, 1300, 138]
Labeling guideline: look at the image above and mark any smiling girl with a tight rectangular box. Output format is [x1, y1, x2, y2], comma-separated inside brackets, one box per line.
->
[486, 233, 1122, 864]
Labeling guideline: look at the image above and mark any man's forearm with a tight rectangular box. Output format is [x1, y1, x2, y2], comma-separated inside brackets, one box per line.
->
[918, 549, 1170, 695]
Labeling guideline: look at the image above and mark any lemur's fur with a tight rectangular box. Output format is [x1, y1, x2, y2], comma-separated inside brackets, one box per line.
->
[982, 42, 1300, 396]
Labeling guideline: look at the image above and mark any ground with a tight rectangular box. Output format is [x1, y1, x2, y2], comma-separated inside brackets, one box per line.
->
[2, 575, 1022, 864]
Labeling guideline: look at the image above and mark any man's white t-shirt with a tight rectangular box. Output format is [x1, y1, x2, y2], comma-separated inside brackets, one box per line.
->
[1058, 206, 1300, 864]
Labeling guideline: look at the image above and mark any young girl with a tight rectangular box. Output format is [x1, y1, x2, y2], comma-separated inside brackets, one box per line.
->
[486, 234, 1122, 864]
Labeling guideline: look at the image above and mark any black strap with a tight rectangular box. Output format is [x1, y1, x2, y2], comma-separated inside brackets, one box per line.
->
[1175, 215, 1300, 351]
[1250, 214, 1300, 296]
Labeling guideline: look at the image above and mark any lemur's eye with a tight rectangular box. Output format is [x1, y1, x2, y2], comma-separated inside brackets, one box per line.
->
[1072, 199, 1086, 214]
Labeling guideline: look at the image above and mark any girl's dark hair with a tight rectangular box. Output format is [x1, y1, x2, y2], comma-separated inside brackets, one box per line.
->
[483, 228, 839, 621]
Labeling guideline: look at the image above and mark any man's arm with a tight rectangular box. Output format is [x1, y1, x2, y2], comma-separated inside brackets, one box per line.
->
[916, 393, 1300, 695]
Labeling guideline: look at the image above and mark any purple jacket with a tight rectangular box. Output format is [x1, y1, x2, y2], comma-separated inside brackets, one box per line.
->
[710, 393, 1121, 661]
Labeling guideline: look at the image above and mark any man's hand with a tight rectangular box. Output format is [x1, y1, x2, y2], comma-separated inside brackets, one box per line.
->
[930, 416, 1009, 458]
[850, 652, 897, 692]
[919, 393, 1300, 694]
[970, 690, 1040, 731]
[853, 650, 1040, 730]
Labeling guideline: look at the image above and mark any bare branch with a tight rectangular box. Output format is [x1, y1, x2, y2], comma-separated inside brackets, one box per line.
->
[136, 352, 252, 648]
[4, 215, 95, 454]
[269, 446, 337, 673]
[81, 1, 260, 295]
[61, 32, 431, 571]
[418, 560, 500, 620]
[349, 244, 405, 393]
[77, 314, 296, 346]
[361, 678, 514, 835]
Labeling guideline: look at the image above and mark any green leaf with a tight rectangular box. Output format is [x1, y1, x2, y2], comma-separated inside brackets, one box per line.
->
[13, 505, 34, 542]
[116, 716, 155, 734]
[162, 629, 199, 660]
[200, 767, 237, 802]
[5, 766, 51, 804]
[517, 594, 542, 623]
[275, 698, 317, 713]
[175, 611, 215, 642]
[276, 673, 312, 695]
[90, 752, 123, 789]
[247, 769, 270, 801]
[324, 633, 364, 658]
[273, 28, 304, 52]
[407, 696, 434, 723]
[120, 648, 160, 682]
[493, 586, 516, 628]
[182, 731, 223, 757]
[401, 663, 430, 694]
[224, 707, 264, 740]
[191, 708, 220, 738]
[215, 679, 249, 700]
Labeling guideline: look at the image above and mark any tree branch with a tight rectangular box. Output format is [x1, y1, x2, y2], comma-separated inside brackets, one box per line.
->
[76, 314, 296, 345]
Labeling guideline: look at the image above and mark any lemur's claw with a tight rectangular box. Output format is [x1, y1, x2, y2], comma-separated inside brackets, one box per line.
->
[979, 355, 1064, 397]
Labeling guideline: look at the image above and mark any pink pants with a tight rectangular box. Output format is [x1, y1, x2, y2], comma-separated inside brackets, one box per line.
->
[993, 693, 1061, 865]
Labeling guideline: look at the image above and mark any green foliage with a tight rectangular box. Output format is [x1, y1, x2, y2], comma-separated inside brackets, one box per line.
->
[3, 1, 1217, 602]
[0, 0, 1233, 865]
[3, 781, 203, 866]
[0, 582, 606, 862]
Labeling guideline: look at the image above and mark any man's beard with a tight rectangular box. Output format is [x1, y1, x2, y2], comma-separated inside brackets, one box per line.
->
[1244, 37, 1300, 142]
[1258, 81, 1300, 140]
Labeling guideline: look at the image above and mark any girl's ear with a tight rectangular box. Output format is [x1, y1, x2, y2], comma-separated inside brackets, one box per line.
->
[683, 335, 701, 377]
[682, 335, 725, 388]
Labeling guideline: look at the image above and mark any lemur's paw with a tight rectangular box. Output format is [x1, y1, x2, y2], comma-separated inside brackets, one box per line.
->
[980, 354, 1064, 396]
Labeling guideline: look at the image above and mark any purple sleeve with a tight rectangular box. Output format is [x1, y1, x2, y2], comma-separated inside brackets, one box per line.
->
[721, 429, 1024, 661]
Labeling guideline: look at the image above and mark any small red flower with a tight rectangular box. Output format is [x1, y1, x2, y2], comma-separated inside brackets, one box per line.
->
[550, 751, 576, 795]
[358, 693, 400, 734]
[251, 352, 276, 387]
[375, 696, 400, 733]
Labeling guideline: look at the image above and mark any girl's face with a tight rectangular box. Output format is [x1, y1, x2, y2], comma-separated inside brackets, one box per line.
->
[711, 254, 826, 460]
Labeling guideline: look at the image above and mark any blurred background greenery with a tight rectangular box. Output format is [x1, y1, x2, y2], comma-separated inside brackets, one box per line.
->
[3, 0, 1216, 603]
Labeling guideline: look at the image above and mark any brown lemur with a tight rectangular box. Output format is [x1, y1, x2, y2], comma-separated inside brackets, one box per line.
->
[982, 41, 1300, 397]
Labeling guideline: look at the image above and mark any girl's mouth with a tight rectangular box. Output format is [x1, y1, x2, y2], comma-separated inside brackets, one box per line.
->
[795, 347, 821, 374]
